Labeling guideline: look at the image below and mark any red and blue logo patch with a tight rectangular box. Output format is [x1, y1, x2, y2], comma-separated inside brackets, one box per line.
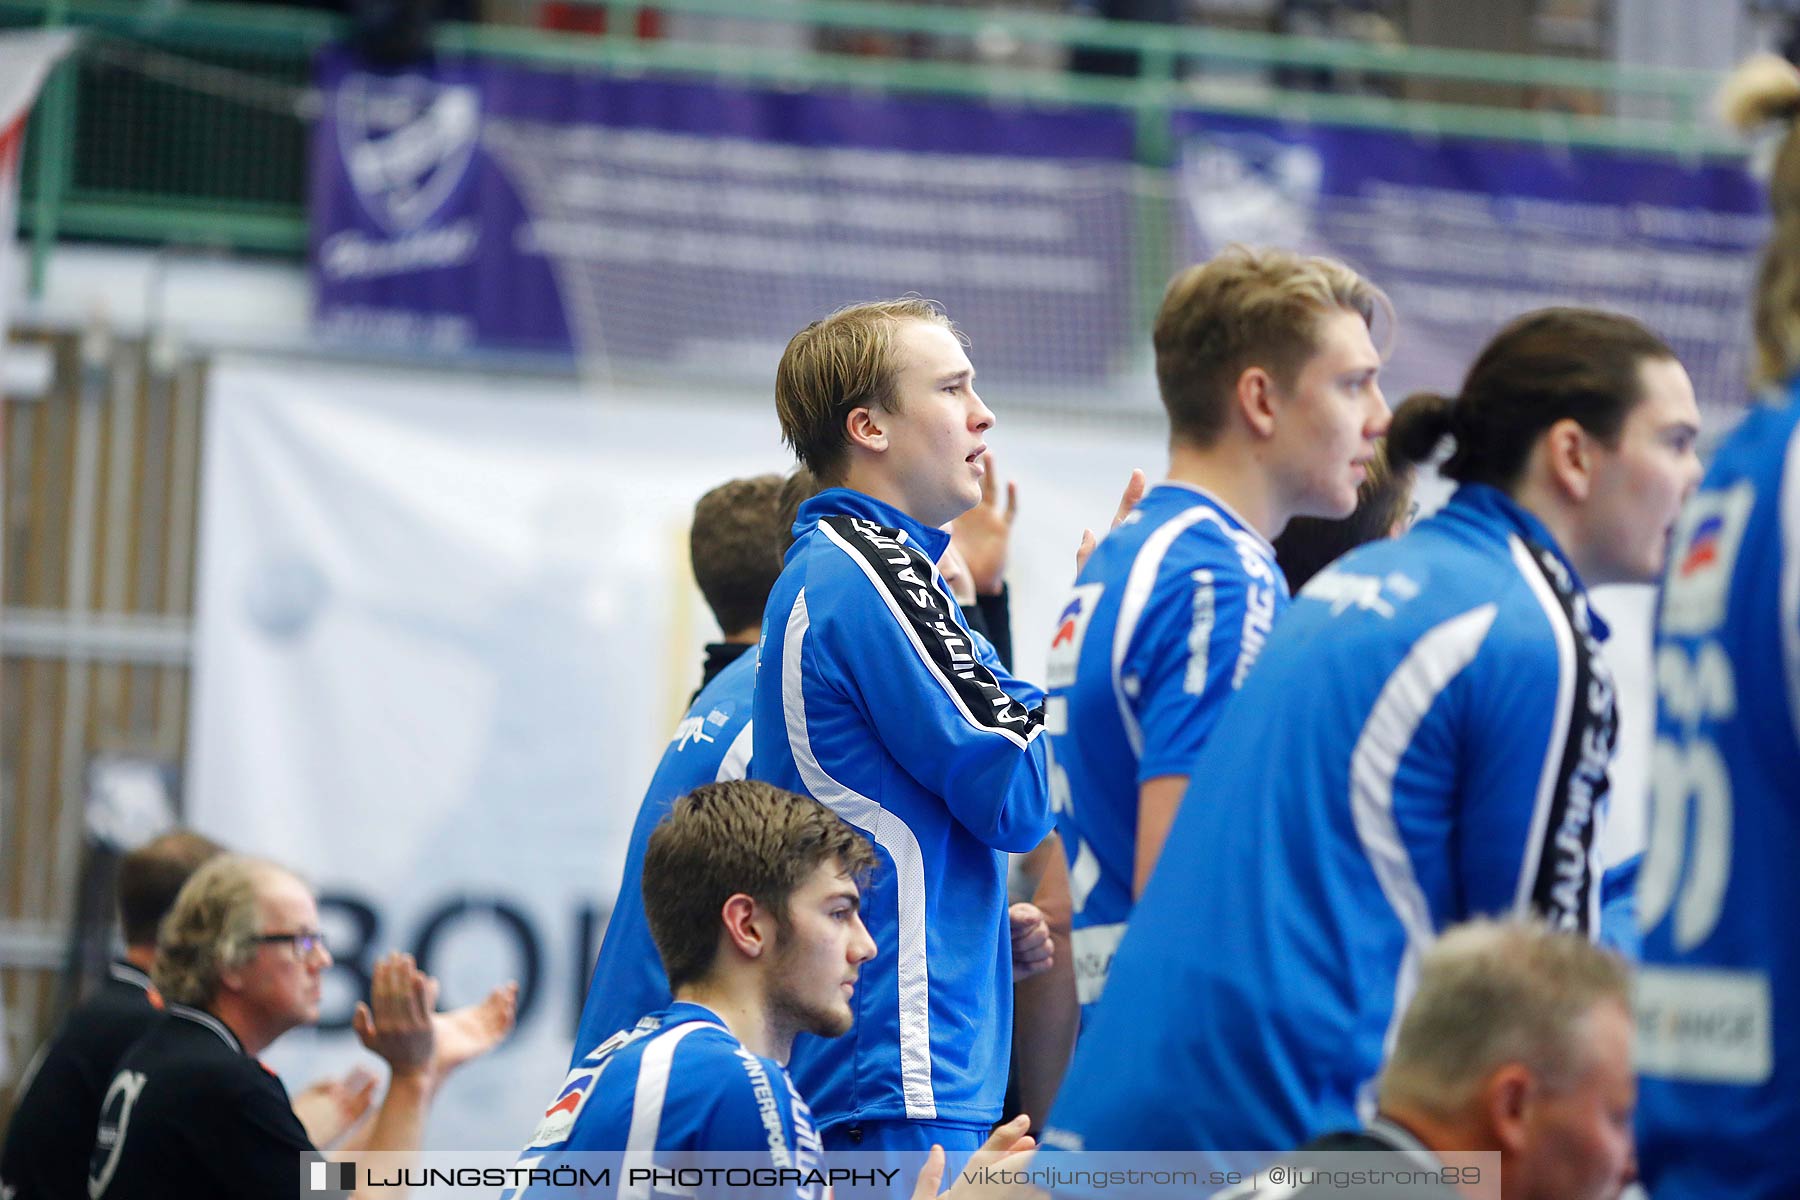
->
[1052, 596, 1085, 649]
[1679, 513, 1724, 577]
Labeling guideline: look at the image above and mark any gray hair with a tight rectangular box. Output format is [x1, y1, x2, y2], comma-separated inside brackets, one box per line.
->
[152, 855, 295, 1008]
[1376, 919, 1630, 1117]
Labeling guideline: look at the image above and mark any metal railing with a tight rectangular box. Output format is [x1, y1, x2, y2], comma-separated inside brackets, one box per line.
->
[4, 0, 1738, 294]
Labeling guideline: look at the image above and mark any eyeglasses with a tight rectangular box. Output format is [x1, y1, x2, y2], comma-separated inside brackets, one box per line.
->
[255, 931, 328, 958]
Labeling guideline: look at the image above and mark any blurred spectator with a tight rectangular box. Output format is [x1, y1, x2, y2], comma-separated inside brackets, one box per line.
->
[87, 855, 517, 1200]
[1070, 0, 1181, 78]
[1274, 0, 1404, 96]
[1233, 919, 1636, 1200]
[2, 832, 223, 1200]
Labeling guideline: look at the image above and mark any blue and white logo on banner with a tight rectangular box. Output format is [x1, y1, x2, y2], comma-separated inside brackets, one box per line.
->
[1180, 131, 1322, 250]
[337, 72, 481, 235]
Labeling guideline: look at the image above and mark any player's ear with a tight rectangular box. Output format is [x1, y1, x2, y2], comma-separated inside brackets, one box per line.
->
[719, 893, 770, 960]
[1480, 1063, 1536, 1155]
[1539, 417, 1594, 503]
[1236, 366, 1278, 439]
[845, 406, 889, 455]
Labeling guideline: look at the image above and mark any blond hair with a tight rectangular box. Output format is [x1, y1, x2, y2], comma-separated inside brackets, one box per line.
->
[1154, 245, 1389, 445]
[775, 298, 957, 482]
[153, 855, 294, 1008]
[1376, 919, 1630, 1118]
[1722, 54, 1800, 385]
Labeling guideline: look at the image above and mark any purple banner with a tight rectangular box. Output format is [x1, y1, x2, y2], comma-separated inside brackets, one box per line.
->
[1169, 111, 1767, 413]
[310, 49, 1140, 385]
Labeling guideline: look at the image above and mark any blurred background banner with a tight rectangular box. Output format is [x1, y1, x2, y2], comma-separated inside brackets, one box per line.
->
[305, 44, 1766, 415]
[1171, 109, 1768, 413]
[310, 50, 1140, 388]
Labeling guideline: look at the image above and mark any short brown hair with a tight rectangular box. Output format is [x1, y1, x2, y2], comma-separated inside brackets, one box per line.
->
[777, 465, 823, 554]
[1377, 919, 1631, 1117]
[1155, 245, 1387, 446]
[154, 855, 296, 1008]
[117, 829, 226, 946]
[775, 298, 957, 482]
[642, 780, 876, 990]
[690, 474, 785, 637]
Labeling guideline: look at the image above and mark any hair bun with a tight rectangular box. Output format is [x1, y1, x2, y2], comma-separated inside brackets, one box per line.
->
[1387, 391, 1457, 471]
[1721, 54, 1800, 133]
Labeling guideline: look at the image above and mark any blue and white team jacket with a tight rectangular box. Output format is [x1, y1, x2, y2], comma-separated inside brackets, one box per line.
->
[753, 488, 1051, 1131]
[1043, 483, 1616, 1157]
[570, 654, 755, 1067]
[1637, 390, 1800, 1198]
[1044, 482, 1286, 1016]
[513, 1002, 824, 1200]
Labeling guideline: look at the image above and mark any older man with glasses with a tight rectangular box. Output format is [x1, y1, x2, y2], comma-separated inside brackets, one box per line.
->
[86, 854, 517, 1200]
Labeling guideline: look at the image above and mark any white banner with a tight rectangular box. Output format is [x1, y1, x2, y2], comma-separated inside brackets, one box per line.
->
[187, 354, 1162, 1148]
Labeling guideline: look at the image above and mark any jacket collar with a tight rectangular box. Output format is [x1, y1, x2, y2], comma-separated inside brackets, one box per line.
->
[1363, 1116, 1450, 1172]
[169, 1003, 244, 1055]
[1151, 480, 1278, 561]
[1439, 483, 1610, 639]
[792, 487, 951, 563]
[108, 960, 155, 994]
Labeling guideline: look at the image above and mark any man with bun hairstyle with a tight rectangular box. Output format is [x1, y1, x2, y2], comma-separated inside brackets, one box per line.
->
[1043, 306, 1700, 1161]
[1635, 54, 1800, 1198]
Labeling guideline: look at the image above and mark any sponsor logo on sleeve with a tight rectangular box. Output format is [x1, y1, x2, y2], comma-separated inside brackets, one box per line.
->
[527, 1065, 602, 1149]
[1182, 570, 1216, 695]
[1661, 483, 1754, 637]
[1046, 583, 1104, 690]
[87, 1071, 148, 1198]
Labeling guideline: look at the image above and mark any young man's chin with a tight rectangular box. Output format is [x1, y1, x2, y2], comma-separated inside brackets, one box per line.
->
[807, 1006, 856, 1041]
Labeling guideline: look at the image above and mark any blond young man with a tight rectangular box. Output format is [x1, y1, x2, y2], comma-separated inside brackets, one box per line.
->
[751, 300, 1053, 1160]
[1044, 246, 1389, 1030]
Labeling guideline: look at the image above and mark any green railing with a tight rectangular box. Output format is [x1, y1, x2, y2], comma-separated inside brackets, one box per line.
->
[7, 0, 1737, 295]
